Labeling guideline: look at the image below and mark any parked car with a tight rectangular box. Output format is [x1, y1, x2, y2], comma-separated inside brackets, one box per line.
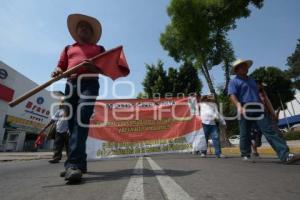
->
[229, 135, 240, 146]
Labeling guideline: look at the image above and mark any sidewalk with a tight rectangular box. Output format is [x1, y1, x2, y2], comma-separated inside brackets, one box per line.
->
[222, 146, 300, 156]
[222, 140, 300, 156]
[0, 152, 58, 162]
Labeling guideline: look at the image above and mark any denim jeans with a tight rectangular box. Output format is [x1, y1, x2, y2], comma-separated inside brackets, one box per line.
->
[53, 132, 68, 160]
[64, 78, 99, 171]
[239, 113, 289, 161]
[201, 124, 222, 156]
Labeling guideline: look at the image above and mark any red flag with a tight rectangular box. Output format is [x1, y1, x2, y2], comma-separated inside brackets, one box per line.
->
[92, 46, 130, 80]
[34, 134, 45, 148]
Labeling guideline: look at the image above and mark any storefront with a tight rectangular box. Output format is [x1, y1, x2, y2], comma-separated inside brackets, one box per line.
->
[0, 60, 60, 151]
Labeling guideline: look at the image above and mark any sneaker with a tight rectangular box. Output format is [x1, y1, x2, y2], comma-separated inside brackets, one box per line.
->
[65, 167, 82, 183]
[242, 156, 255, 163]
[60, 169, 87, 177]
[48, 159, 60, 164]
[200, 153, 206, 158]
[216, 154, 226, 158]
[192, 151, 199, 155]
[284, 153, 300, 165]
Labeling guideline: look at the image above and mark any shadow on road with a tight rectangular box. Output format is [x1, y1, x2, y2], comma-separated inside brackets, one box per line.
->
[42, 168, 198, 187]
[84, 168, 198, 183]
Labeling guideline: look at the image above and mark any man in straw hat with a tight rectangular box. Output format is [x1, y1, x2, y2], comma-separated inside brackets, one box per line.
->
[228, 59, 300, 164]
[51, 14, 105, 183]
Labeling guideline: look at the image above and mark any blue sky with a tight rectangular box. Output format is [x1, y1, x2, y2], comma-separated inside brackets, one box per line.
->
[0, 0, 299, 99]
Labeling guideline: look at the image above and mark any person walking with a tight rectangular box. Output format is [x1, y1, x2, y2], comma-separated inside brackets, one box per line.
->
[38, 100, 69, 163]
[51, 14, 105, 183]
[199, 95, 226, 158]
[228, 59, 300, 164]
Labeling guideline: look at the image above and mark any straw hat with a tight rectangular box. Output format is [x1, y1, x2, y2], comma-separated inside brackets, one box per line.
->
[67, 14, 102, 44]
[232, 59, 253, 74]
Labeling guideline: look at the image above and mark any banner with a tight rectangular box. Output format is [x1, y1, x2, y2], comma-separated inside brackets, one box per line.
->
[86, 97, 204, 159]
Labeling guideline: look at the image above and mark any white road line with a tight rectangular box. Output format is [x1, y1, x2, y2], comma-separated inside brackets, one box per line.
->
[122, 157, 144, 200]
[146, 157, 194, 200]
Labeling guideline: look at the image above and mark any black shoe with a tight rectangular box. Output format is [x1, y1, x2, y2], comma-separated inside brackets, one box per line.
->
[60, 169, 87, 177]
[48, 159, 60, 164]
[65, 167, 82, 183]
[60, 171, 66, 177]
[251, 152, 260, 158]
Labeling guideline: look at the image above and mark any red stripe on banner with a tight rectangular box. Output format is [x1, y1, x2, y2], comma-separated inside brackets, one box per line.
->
[0, 83, 14, 102]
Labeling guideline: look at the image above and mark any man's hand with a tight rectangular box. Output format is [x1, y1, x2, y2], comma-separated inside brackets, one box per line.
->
[230, 95, 245, 117]
[51, 68, 63, 78]
[237, 104, 246, 116]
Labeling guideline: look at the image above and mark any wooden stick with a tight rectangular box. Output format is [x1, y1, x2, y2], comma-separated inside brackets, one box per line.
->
[8, 62, 84, 107]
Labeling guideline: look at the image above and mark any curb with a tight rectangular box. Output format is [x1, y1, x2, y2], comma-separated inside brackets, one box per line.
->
[222, 146, 300, 156]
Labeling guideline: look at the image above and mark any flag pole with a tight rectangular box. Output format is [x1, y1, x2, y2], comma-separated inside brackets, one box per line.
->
[9, 62, 85, 107]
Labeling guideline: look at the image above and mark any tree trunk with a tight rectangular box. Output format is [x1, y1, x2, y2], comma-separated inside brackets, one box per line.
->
[223, 61, 231, 95]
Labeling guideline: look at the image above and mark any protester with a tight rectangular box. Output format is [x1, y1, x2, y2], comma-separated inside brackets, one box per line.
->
[228, 59, 300, 164]
[199, 94, 226, 158]
[39, 99, 69, 163]
[51, 14, 105, 183]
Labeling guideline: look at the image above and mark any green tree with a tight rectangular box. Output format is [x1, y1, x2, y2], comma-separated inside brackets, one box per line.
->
[141, 60, 202, 98]
[160, 0, 263, 101]
[167, 68, 179, 95]
[220, 40, 235, 94]
[176, 61, 202, 96]
[286, 39, 300, 89]
[142, 60, 169, 98]
[250, 66, 295, 110]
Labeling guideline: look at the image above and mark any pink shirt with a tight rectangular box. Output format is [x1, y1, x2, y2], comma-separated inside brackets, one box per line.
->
[57, 43, 105, 75]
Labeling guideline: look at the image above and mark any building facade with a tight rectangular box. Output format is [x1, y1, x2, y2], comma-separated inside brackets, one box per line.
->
[0, 61, 59, 151]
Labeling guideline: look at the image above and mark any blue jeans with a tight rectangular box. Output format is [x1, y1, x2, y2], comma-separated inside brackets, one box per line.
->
[239, 114, 289, 161]
[64, 78, 99, 171]
[202, 124, 222, 156]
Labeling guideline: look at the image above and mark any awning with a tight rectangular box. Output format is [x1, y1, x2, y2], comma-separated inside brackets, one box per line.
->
[278, 114, 300, 128]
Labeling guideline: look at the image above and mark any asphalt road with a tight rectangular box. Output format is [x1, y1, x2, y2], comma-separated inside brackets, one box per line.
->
[0, 153, 299, 200]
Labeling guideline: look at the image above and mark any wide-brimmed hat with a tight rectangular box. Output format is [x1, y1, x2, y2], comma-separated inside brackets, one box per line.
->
[232, 59, 253, 74]
[67, 14, 102, 44]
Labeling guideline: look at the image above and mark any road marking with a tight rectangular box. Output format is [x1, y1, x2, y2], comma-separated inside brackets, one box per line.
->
[122, 157, 144, 200]
[146, 157, 194, 200]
